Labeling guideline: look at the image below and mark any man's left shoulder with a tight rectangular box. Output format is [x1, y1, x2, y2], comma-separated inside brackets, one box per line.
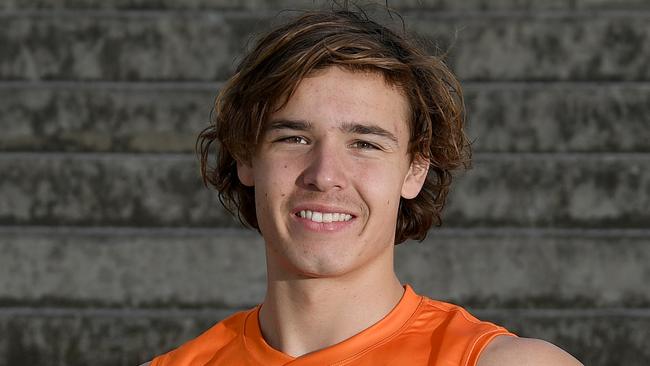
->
[478, 335, 584, 366]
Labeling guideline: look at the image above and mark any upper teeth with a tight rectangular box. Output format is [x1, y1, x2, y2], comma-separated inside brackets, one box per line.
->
[299, 210, 352, 223]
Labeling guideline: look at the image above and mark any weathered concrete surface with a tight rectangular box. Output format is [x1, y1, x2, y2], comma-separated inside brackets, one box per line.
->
[1, 228, 648, 308]
[0, 13, 270, 81]
[464, 83, 650, 153]
[398, 231, 650, 308]
[1, 13, 649, 81]
[0, 308, 647, 366]
[409, 14, 650, 82]
[0, 229, 267, 308]
[448, 155, 650, 228]
[1, 154, 648, 227]
[0, 308, 227, 366]
[2, 0, 649, 11]
[485, 310, 650, 365]
[2, 83, 649, 153]
[0, 84, 216, 152]
[0, 154, 231, 227]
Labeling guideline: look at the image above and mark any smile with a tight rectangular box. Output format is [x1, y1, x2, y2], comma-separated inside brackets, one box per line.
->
[298, 210, 353, 223]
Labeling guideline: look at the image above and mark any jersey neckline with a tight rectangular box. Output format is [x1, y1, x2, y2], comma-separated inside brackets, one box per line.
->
[242, 284, 423, 365]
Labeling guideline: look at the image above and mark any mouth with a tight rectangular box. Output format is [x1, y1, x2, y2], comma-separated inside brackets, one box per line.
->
[295, 210, 353, 223]
[290, 204, 358, 233]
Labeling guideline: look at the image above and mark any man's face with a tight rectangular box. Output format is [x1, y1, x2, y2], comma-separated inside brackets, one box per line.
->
[238, 66, 427, 279]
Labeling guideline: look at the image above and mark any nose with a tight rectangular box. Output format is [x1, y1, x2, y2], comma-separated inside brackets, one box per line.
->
[300, 141, 347, 192]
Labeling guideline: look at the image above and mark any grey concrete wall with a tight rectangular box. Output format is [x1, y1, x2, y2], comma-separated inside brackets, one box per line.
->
[0, 1, 649, 365]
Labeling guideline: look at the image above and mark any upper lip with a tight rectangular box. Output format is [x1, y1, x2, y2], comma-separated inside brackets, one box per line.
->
[292, 203, 357, 217]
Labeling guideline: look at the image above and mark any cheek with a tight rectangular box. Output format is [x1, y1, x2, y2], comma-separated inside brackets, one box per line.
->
[254, 161, 295, 209]
[353, 161, 405, 208]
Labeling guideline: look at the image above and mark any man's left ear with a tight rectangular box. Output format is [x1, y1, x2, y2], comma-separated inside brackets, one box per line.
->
[401, 156, 429, 199]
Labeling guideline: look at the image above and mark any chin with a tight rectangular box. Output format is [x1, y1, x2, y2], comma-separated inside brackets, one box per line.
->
[271, 245, 359, 279]
[292, 251, 353, 277]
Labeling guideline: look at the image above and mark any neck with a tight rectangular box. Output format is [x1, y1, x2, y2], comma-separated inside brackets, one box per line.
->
[258, 258, 404, 357]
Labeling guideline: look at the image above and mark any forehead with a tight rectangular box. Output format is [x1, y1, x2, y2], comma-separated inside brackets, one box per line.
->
[268, 67, 410, 138]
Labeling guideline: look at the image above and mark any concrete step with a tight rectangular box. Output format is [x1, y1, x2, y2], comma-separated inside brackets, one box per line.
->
[0, 82, 216, 153]
[447, 154, 650, 228]
[1, 82, 649, 153]
[1, 153, 648, 228]
[2, 0, 649, 11]
[1, 12, 648, 81]
[0, 153, 226, 227]
[0, 306, 647, 366]
[1, 227, 648, 308]
[487, 309, 650, 365]
[465, 83, 650, 153]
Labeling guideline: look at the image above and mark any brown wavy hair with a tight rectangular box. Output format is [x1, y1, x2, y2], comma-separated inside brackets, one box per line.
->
[198, 8, 470, 244]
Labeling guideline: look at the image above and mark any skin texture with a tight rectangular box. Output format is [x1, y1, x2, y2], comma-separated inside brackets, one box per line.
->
[238, 66, 428, 357]
[238, 66, 426, 280]
[478, 335, 584, 366]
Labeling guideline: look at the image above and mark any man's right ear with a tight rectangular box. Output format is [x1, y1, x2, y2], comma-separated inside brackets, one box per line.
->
[237, 160, 255, 187]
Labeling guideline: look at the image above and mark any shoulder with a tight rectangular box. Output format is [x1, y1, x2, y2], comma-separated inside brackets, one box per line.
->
[478, 335, 583, 366]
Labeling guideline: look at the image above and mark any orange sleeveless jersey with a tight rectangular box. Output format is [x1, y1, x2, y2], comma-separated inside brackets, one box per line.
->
[151, 285, 515, 366]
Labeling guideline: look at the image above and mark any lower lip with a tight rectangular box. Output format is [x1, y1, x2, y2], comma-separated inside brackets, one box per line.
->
[292, 214, 355, 233]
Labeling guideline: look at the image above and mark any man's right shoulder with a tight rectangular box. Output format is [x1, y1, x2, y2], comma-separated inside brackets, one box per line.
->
[141, 308, 255, 366]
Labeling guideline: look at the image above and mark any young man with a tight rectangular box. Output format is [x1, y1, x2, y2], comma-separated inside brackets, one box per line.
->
[145, 8, 583, 366]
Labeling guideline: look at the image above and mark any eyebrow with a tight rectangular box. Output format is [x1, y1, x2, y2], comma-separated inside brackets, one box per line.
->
[340, 122, 399, 145]
[265, 119, 312, 132]
[266, 119, 399, 145]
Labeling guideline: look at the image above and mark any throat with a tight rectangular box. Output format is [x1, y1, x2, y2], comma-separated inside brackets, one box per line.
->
[258, 277, 404, 357]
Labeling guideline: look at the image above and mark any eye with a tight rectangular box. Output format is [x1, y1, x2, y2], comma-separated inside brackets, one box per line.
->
[277, 136, 309, 145]
[351, 141, 380, 150]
